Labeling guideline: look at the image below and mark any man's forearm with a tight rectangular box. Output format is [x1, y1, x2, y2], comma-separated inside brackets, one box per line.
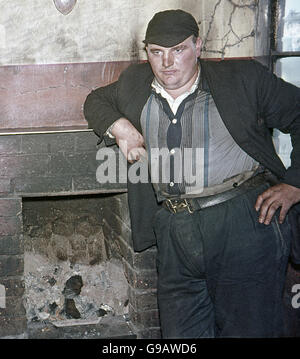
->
[83, 82, 123, 141]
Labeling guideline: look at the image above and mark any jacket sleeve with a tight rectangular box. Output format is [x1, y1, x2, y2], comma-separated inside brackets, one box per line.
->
[255, 61, 300, 187]
[83, 81, 123, 145]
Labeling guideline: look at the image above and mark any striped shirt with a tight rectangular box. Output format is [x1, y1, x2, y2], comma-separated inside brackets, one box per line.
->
[140, 66, 258, 202]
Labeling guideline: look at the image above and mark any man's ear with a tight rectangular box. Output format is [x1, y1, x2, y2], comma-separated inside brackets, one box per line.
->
[195, 37, 202, 57]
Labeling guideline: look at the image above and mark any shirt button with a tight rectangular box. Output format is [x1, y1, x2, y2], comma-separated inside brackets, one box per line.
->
[169, 182, 174, 187]
[172, 118, 177, 124]
[170, 148, 175, 155]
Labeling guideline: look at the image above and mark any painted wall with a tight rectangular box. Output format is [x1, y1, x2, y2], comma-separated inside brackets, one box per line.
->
[0, 0, 269, 66]
[0, 0, 271, 130]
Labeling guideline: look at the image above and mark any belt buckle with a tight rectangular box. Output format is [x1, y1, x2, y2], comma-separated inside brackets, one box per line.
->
[165, 199, 178, 214]
[183, 199, 194, 214]
[165, 199, 194, 214]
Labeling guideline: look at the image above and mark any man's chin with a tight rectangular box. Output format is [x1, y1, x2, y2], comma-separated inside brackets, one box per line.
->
[163, 84, 178, 90]
[159, 80, 180, 90]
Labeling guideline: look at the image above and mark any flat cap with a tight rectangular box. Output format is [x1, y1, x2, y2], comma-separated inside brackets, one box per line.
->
[143, 9, 199, 47]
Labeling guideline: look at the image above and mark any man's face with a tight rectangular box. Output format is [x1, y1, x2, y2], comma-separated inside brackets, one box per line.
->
[146, 35, 202, 94]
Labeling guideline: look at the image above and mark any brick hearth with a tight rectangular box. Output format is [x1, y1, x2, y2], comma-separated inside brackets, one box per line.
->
[0, 129, 160, 339]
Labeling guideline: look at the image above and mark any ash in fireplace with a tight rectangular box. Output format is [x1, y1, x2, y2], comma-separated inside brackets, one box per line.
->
[24, 252, 129, 323]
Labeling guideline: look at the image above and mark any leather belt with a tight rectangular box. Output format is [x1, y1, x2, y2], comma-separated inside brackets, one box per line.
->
[162, 172, 271, 214]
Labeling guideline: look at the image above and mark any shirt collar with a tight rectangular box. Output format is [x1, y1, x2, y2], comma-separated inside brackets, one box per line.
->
[151, 65, 201, 101]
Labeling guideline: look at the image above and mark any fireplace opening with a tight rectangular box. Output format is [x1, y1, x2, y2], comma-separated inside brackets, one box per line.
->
[0, 131, 159, 339]
[22, 193, 131, 336]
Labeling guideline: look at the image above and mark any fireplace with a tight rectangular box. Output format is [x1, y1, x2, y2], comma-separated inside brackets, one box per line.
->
[22, 194, 129, 324]
[0, 129, 160, 339]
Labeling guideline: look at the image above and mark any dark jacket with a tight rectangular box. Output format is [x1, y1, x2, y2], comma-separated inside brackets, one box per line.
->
[84, 59, 300, 252]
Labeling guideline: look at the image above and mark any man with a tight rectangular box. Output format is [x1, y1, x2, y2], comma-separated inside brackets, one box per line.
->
[84, 10, 300, 338]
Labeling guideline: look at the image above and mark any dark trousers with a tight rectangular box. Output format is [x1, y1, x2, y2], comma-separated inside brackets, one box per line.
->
[153, 184, 292, 338]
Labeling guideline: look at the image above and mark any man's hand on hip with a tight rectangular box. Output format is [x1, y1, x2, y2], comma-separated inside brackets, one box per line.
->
[111, 118, 147, 163]
[255, 183, 300, 225]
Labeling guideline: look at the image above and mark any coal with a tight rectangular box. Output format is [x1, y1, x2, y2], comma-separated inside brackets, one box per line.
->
[49, 302, 58, 315]
[48, 277, 57, 287]
[63, 275, 83, 298]
[65, 298, 81, 319]
[24, 253, 129, 323]
[97, 308, 107, 317]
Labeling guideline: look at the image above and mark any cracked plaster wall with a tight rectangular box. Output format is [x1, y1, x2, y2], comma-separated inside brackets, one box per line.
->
[200, 0, 262, 59]
[0, 0, 269, 66]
